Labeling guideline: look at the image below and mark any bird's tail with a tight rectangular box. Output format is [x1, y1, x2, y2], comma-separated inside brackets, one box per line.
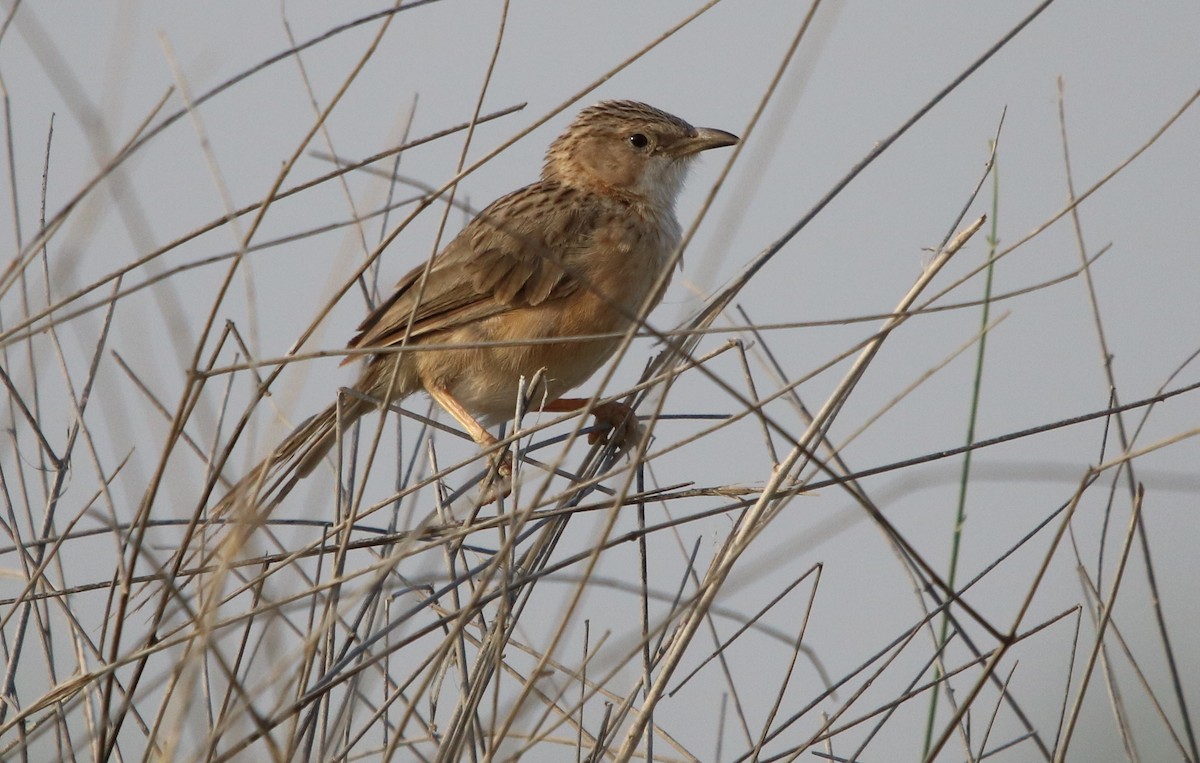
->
[213, 393, 371, 523]
[143, 397, 369, 614]
[275, 401, 347, 481]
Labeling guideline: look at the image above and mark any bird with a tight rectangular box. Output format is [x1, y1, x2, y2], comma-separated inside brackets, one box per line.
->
[236, 100, 738, 504]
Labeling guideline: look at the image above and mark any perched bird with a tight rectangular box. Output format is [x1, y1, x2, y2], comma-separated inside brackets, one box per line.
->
[247, 100, 737, 500]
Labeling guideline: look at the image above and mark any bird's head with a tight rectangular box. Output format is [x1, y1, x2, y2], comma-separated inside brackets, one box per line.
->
[543, 100, 738, 210]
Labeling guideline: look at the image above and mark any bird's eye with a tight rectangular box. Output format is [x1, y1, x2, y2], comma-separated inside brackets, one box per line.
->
[628, 133, 650, 150]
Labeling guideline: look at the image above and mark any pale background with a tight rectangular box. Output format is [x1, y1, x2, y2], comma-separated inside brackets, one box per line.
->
[1, 1, 1198, 760]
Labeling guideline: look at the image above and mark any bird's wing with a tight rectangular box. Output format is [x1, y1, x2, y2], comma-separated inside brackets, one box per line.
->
[346, 183, 589, 355]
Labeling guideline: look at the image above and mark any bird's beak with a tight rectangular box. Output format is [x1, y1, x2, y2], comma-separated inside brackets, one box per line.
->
[685, 127, 740, 154]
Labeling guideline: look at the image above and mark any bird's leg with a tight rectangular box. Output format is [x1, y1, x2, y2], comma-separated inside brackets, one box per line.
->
[543, 397, 643, 449]
[427, 386, 513, 481]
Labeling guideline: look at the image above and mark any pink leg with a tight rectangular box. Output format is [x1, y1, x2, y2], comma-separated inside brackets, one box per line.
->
[543, 397, 641, 447]
[427, 386, 512, 479]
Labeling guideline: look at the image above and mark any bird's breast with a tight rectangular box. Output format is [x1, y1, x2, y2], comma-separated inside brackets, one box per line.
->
[582, 204, 679, 306]
[430, 203, 679, 423]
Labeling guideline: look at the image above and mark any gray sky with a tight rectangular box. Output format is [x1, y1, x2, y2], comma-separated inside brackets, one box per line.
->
[2, 1, 1198, 760]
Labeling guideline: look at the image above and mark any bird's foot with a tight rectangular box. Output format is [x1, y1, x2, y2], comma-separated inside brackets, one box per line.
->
[479, 450, 513, 502]
[585, 401, 644, 451]
[542, 397, 645, 451]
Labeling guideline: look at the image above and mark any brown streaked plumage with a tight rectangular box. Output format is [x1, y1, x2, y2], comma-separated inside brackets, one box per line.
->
[254, 100, 737, 495]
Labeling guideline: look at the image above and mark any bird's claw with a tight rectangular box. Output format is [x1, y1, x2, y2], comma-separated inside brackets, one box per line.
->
[479, 451, 513, 502]
[587, 401, 644, 451]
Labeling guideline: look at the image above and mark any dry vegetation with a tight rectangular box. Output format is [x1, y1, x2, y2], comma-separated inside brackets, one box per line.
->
[1, 2, 1198, 761]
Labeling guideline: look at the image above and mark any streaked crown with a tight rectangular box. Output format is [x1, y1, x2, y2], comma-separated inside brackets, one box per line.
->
[542, 100, 738, 209]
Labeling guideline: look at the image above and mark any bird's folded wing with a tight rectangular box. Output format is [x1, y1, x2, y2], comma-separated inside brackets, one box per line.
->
[346, 184, 588, 355]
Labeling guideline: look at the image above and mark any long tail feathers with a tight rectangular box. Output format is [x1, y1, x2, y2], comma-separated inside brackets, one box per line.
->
[145, 399, 362, 614]
[220, 400, 344, 517]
